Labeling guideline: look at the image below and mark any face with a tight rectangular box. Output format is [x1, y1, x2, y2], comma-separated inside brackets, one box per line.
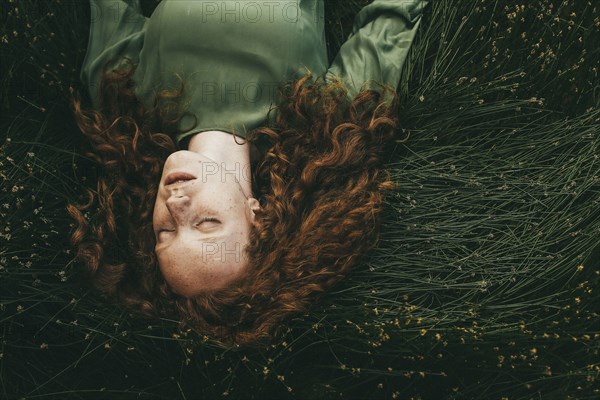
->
[153, 151, 259, 297]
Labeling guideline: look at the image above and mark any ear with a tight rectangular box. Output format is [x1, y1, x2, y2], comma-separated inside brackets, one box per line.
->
[246, 197, 263, 227]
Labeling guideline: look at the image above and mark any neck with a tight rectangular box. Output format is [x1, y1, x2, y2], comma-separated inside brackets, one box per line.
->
[187, 130, 254, 197]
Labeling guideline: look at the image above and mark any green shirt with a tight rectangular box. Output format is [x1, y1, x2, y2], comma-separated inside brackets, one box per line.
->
[80, 0, 428, 149]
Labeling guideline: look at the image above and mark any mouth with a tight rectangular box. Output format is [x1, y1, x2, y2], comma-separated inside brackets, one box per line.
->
[165, 172, 197, 188]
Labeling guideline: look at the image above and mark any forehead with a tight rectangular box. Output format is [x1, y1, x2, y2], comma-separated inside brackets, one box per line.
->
[156, 234, 250, 294]
[155, 232, 246, 258]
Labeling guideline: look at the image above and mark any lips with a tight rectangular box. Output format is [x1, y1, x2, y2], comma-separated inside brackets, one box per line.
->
[165, 172, 197, 188]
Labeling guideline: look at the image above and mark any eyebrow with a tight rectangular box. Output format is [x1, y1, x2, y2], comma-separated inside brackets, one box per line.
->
[155, 234, 230, 254]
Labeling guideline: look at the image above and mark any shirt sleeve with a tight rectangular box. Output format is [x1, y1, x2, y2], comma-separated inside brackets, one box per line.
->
[80, 0, 147, 108]
[325, 0, 429, 98]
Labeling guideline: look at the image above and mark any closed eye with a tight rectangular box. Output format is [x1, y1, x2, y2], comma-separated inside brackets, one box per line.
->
[196, 217, 220, 227]
[195, 218, 221, 233]
[158, 217, 221, 234]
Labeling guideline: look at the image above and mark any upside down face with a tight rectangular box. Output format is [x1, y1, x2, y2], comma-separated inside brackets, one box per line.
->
[152, 150, 260, 296]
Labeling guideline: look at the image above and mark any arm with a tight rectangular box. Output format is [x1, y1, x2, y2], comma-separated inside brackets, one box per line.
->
[80, 0, 148, 108]
[326, 0, 429, 98]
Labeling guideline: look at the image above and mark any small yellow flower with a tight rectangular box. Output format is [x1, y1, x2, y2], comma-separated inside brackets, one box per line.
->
[530, 348, 537, 355]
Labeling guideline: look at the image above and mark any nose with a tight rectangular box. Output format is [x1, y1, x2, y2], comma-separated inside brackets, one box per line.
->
[165, 194, 191, 223]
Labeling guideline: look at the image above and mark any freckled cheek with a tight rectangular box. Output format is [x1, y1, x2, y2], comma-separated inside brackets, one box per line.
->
[151, 202, 160, 224]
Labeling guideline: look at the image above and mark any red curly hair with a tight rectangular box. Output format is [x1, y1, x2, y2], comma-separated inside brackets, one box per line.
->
[67, 56, 404, 347]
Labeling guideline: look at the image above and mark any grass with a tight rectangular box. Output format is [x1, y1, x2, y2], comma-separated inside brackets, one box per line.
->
[1, 0, 599, 399]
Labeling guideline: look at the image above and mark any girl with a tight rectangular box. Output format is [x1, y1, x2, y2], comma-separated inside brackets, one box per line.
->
[69, 0, 428, 346]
